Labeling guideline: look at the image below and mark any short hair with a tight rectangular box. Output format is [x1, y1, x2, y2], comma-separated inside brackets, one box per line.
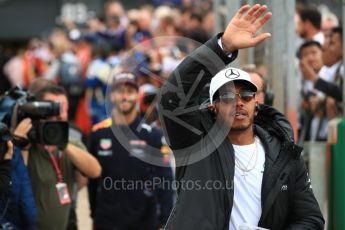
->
[104, 0, 124, 13]
[298, 5, 322, 30]
[297, 40, 322, 59]
[34, 84, 67, 100]
[241, 65, 267, 93]
[331, 26, 343, 41]
[28, 78, 54, 95]
[185, 28, 209, 44]
[190, 12, 203, 23]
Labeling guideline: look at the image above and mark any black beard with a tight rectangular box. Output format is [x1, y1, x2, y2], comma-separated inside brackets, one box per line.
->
[230, 124, 252, 132]
[117, 101, 136, 115]
[229, 115, 254, 132]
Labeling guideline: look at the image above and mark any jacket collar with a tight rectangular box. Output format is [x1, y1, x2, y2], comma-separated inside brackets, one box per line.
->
[198, 103, 301, 162]
[254, 104, 301, 160]
[254, 124, 279, 162]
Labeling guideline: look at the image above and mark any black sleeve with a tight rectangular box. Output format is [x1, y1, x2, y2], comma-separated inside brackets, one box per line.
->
[87, 132, 100, 219]
[159, 34, 237, 151]
[286, 156, 325, 229]
[0, 159, 11, 193]
[314, 78, 343, 102]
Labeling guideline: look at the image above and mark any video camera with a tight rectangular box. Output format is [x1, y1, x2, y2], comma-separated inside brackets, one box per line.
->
[0, 87, 69, 148]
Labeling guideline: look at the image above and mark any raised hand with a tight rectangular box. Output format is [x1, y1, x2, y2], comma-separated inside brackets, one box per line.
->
[300, 58, 318, 82]
[13, 118, 32, 139]
[221, 4, 272, 53]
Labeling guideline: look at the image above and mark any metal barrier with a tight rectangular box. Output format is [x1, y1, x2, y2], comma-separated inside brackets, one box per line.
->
[303, 141, 328, 222]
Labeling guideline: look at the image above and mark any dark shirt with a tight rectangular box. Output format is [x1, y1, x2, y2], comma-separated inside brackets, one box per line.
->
[27, 140, 86, 230]
[88, 115, 173, 229]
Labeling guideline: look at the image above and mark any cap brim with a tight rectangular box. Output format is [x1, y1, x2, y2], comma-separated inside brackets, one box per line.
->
[112, 80, 138, 90]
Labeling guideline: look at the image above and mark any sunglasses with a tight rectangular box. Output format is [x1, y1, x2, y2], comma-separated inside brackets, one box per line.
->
[218, 91, 256, 104]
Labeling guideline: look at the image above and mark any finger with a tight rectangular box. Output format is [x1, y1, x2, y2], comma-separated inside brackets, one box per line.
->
[23, 124, 33, 133]
[251, 5, 268, 23]
[20, 123, 32, 131]
[254, 12, 272, 30]
[20, 118, 32, 126]
[252, 32, 272, 45]
[247, 4, 261, 16]
[4, 141, 13, 160]
[22, 118, 31, 122]
[7, 141, 13, 149]
[244, 4, 261, 20]
[17, 124, 28, 133]
[235, 4, 251, 19]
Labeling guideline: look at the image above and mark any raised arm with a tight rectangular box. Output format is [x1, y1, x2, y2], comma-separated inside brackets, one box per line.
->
[221, 4, 271, 52]
[159, 4, 272, 150]
[65, 142, 101, 178]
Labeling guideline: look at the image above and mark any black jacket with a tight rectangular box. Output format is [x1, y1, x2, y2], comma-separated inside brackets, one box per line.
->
[159, 35, 324, 230]
[0, 159, 11, 193]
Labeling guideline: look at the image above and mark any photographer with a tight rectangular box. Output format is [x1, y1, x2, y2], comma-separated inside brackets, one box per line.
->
[0, 125, 36, 229]
[14, 84, 101, 230]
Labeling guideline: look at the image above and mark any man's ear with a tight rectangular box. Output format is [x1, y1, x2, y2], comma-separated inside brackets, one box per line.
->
[208, 103, 218, 116]
[208, 104, 216, 112]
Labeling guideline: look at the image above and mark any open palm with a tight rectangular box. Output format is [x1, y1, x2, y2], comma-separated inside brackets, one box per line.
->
[222, 4, 272, 52]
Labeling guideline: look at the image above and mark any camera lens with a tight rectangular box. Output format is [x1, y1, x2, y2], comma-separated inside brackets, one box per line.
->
[42, 122, 68, 146]
[43, 123, 59, 142]
[19, 101, 61, 118]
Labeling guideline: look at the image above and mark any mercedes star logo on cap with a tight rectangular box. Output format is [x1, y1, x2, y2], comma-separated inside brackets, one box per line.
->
[224, 68, 240, 79]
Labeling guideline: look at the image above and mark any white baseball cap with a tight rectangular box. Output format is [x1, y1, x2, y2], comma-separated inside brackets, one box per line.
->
[209, 67, 257, 104]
